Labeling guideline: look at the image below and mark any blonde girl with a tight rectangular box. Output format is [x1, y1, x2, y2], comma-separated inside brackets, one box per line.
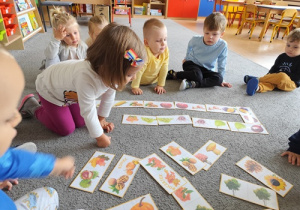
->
[43, 7, 88, 69]
[19, 23, 147, 148]
[86, 15, 108, 47]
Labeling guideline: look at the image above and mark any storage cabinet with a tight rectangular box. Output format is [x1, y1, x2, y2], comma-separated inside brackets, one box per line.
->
[131, 0, 168, 19]
[0, 0, 44, 50]
[167, 0, 200, 20]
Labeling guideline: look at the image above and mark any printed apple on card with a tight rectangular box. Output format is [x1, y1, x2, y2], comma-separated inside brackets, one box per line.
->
[219, 174, 279, 210]
[144, 101, 175, 109]
[100, 154, 140, 197]
[113, 100, 144, 107]
[192, 117, 230, 130]
[69, 151, 114, 193]
[238, 107, 260, 124]
[122, 114, 158, 125]
[236, 156, 293, 197]
[160, 141, 205, 175]
[174, 101, 206, 112]
[139, 153, 186, 194]
[228, 122, 268, 134]
[157, 115, 192, 125]
[194, 140, 227, 171]
[206, 104, 239, 114]
[106, 194, 158, 210]
[172, 177, 214, 210]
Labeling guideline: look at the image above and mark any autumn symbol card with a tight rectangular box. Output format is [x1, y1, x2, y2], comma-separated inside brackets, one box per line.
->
[228, 122, 268, 134]
[139, 153, 186, 194]
[219, 174, 279, 210]
[160, 141, 205, 175]
[107, 194, 158, 210]
[236, 156, 293, 197]
[122, 115, 158, 125]
[174, 101, 206, 112]
[70, 151, 114, 193]
[193, 140, 227, 171]
[206, 104, 239, 114]
[113, 100, 144, 108]
[157, 115, 192, 125]
[172, 178, 214, 210]
[238, 107, 261, 124]
[192, 118, 230, 130]
[100, 154, 140, 197]
[144, 101, 175, 109]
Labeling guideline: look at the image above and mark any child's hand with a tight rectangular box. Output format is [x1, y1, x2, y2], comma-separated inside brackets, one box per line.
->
[221, 82, 232, 88]
[50, 156, 75, 179]
[132, 88, 143, 95]
[154, 86, 166, 94]
[98, 116, 114, 133]
[281, 151, 300, 166]
[53, 25, 67, 41]
[96, 134, 111, 148]
[0, 179, 18, 191]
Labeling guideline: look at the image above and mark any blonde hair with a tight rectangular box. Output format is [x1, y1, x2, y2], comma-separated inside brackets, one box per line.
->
[88, 15, 108, 34]
[143, 18, 166, 39]
[51, 7, 78, 29]
[287, 28, 300, 43]
[87, 23, 147, 91]
[51, 7, 79, 46]
[204, 12, 227, 32]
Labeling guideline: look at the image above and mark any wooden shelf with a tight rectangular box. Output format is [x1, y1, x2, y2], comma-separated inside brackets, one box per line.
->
[23, 27, 42, 42]
[17, 7, 35, 16]
[0, 0, 44, 50]
[131, 0, 168, 18]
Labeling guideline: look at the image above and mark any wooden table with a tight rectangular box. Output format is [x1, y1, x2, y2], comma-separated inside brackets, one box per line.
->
[256, 4, 300, 41]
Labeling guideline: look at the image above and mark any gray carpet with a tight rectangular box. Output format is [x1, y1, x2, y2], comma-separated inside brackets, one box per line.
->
[7, 17, 300, 210]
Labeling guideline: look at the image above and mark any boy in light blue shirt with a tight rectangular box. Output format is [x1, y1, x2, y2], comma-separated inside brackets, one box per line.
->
[167, 12, 232, 90]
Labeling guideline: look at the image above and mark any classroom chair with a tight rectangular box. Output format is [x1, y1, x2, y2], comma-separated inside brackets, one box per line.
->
[264, 9, 298, 42]
[38, 0, 73, 32]
[235, 4, 266, 39]
[229, 0, 256, 28]
[112, 0, 131, 27]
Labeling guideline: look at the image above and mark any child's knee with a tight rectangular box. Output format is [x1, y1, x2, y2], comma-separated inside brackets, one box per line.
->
[56, 124, 76, 136]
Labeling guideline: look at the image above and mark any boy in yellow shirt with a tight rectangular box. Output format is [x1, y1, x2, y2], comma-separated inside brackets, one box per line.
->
[131, 18, 169, 95]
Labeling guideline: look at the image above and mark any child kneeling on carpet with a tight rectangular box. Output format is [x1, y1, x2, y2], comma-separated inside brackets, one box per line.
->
[281, 129, 300, 166]
[131, 18, 169, 95]
[167, 12, 232, 90]
[42, 7, 88, 69]
[19, 23, 146, 148]
[86, 15, 108, 47]
[244, 28, 300, 96]
[0, 46, 75, 209]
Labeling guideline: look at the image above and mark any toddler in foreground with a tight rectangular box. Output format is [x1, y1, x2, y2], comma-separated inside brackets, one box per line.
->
[19, 23, 147, 148]
[167, 12, 232, 90]
[43, 7, 88, 69]
[0, 46, 75, 209]
[131, 18, 169, 95]
[245, 28, 300, 96]
[86, 15, 108, 47]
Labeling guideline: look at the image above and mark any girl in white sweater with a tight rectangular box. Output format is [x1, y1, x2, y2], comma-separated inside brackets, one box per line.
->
[19, 23, 147, 148]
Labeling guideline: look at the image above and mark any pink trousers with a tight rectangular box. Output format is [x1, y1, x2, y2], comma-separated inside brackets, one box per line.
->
[35, 95, 85, 136]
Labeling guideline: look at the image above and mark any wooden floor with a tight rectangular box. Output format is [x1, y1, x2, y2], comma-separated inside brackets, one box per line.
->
[174, 18, 287, 70]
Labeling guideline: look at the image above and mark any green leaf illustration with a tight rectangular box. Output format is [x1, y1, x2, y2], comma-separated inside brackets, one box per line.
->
[235, 122, 246, 130]
[215, 120, 226, 127]
[141, 117, 155, 123]
[157, 118, 173, 123]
